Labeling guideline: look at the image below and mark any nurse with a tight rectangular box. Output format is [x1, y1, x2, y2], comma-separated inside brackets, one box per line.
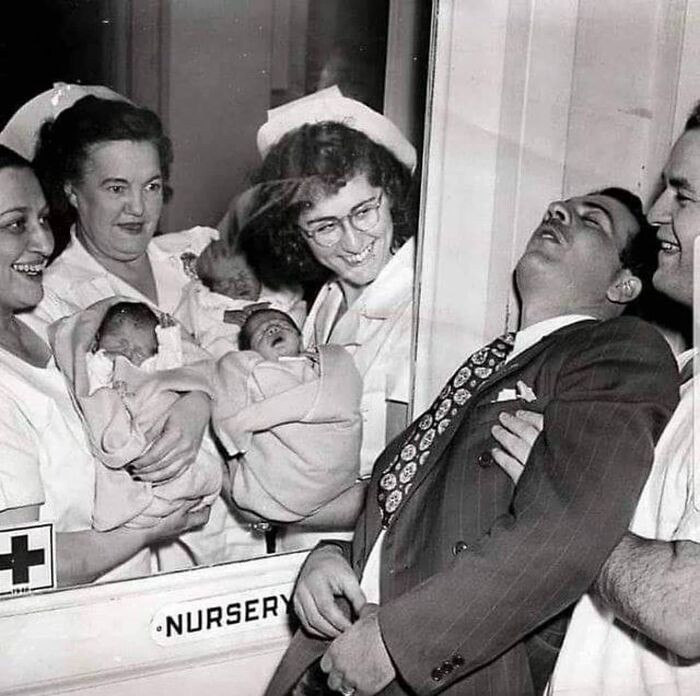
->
[240, 88, 417, 543]
[0, 145, 208, 586]
[2, 86, 274, 567]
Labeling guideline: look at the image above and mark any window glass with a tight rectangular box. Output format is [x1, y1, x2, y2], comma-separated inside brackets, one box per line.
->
[0, 0, 430, 596]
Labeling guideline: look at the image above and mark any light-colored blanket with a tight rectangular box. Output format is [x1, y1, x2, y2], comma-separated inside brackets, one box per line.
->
[212, 345, 362, 522]
[174, 280, 306, 359]
[49, 297, 223, 531]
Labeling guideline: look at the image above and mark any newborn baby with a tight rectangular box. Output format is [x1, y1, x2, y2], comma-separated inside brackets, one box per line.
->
[238, 307, 304, 360]
[87, 302, 178, 393]
[174, 239, 305, 358]
[95, 302, 159, 365]
[197, 239, 262, 302]
[50, 299, 221, 533]
[211, 308, 362, 523]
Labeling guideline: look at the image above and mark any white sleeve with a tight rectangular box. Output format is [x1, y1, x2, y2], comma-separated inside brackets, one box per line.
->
[0, 400, 45, 511]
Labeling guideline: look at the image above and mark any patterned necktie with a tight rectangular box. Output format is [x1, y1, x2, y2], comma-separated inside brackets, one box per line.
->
[377, 331, 516, 527]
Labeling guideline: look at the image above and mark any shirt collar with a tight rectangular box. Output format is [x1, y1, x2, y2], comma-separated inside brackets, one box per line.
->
[335, 237, 415, 320]
[54, 226, 162, 307]
[60, 226, 112, 280]
[64, 224, 170, 269]
[508, 314, 596, 361]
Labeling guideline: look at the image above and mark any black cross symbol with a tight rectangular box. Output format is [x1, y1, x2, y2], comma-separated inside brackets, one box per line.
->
[0, 534, 45, 585]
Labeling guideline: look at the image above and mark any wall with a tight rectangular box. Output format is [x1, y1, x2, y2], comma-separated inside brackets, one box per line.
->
[413, 0, 695, 410]
[162, 0, 274, 231]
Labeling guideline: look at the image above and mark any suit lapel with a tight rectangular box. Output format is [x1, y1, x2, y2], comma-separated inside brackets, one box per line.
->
[390, 320, 596, 518]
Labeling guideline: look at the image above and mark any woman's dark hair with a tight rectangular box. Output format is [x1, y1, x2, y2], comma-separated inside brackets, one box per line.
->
[0, 144, 33, 174]
[239, 121, 416, 290]
[33, 96, 173, 253]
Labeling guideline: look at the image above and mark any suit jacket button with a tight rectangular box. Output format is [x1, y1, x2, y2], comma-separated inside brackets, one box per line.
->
[441, 660, 454, 674]
[452, 540, 469, 556]
[452, 653, 465, 666]
[477, 451, 494, 467]
[431, 668, 443, 681]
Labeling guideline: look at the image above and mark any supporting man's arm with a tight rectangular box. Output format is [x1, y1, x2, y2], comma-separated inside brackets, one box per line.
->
[594, 533, 700, 659]
[376, 319, 679, 694]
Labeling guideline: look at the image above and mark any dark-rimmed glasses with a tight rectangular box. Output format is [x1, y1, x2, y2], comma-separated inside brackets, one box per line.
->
[297, 191, 384, 247]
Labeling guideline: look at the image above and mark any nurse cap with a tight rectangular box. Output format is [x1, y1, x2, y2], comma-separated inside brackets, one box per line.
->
[0, 83, 127, 161]
[256, 86, 417, 174]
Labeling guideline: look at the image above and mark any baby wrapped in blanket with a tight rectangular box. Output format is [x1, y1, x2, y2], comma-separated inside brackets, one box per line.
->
[212, 308, 363, 523]
[175, 239, 305, 358]
[49, 299, 222, 531]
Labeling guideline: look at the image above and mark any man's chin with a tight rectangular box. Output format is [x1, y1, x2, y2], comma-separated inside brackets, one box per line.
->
[652, 272, 692, 308]
[516, 247, 559, 273]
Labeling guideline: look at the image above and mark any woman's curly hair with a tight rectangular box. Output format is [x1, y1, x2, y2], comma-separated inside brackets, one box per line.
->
[239, 121, 416, 290]
[33, 96, 173, 255]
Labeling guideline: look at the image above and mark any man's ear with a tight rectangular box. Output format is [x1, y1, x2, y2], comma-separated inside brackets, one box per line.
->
[64, 183, 78, 208]
[607, 268, 642, 305]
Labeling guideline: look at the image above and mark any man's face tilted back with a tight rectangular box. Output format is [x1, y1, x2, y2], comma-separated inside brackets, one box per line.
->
[515, 194, 641, 323]
[648, 127, 700, 309]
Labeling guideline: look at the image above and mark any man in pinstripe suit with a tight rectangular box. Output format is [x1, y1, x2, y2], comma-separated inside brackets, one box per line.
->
[490, 103, 700, 695]
[265, 188, 679, 696]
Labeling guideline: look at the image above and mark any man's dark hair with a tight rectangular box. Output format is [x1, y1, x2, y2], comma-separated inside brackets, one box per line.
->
[590, 187, 659, 317]
[96, 301, 159, 345]
[591, 186, 658, 286]
[239, 120, 416, 290]
[33, 96, 173, 254]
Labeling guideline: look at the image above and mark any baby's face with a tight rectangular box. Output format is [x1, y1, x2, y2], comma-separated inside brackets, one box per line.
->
[197, 241, 261, 301]
[246, 312, 301, 360]
[97, 320, 158, 367]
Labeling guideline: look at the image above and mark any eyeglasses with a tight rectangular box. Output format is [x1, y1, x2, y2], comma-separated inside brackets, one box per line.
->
[297, 191, 384, 247]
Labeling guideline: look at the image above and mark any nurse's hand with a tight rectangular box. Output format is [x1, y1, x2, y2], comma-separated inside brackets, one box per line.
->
[130, 391, 212, 484]
[490, 409, 543, 484]
[145, 500, 211, 544]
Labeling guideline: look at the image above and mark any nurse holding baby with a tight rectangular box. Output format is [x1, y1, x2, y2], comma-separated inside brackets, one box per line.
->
[0, 85, 293, 568]
[0, 83, 418, 563]
[0, 144, 207, 585]
[243, 88, 417, 480]
[239, 88, 418, 548]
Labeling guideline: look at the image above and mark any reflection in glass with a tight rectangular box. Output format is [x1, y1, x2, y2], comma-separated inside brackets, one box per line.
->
[0, 0, 429, 594]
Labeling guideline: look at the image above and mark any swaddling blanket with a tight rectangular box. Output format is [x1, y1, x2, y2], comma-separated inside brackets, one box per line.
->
[212, 344, 362, 522]
[49, 297, 222, 531]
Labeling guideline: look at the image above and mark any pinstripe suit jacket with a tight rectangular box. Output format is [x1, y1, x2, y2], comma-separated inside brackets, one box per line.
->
[266, 317, 679, 696]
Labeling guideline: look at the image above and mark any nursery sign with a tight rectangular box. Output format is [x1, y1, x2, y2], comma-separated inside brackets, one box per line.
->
[151, 582, 294, 645]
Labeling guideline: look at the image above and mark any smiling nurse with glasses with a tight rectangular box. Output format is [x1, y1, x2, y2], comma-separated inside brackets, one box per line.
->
[239, 87, 417, 546]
